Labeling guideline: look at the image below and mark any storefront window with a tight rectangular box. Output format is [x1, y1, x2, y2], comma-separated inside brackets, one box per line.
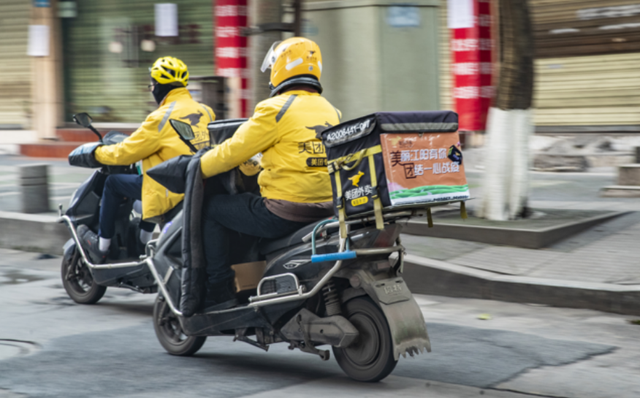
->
[63, 0, 214, 123]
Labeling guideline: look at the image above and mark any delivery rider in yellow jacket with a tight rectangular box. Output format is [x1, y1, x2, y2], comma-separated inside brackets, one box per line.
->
[78, 56, 214, 264]
[200, 37, 341, 311]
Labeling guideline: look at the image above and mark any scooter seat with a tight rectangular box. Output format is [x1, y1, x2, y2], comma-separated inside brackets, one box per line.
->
[258, 219, 327, 255]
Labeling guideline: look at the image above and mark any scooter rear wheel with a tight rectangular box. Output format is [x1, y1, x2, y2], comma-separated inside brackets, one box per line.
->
[333, 297, 397, 382]
[61, 249, 107, 304]
[153, 294, 206, 356]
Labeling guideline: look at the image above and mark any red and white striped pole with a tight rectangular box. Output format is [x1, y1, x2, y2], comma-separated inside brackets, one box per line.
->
[214, 0, 249, 118]
[449, 0, 494, 140]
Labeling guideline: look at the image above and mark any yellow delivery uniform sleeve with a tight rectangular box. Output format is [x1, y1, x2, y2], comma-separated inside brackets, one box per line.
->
[200, 90, 341, 203]
[95, 88, 214, 219]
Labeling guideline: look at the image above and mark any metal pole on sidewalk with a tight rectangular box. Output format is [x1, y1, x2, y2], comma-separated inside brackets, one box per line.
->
[19, 164, 50, 214]
[292, 0, 302, 36]
[248, 0, 283, 107]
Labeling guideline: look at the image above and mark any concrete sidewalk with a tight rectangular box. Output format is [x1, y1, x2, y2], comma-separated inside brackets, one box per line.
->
[0, 153, 639, 315]
[401, 206, 640, 315]
[399, 164, 640, 315]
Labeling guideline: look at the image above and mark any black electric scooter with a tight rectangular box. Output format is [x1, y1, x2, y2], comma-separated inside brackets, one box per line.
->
[58, 113, 185, 304]
[145, 118, 431, 382]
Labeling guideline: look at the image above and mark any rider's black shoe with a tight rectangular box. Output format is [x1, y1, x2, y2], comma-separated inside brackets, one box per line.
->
[203, 277, 238, 312]
[77, 225, 108, 264]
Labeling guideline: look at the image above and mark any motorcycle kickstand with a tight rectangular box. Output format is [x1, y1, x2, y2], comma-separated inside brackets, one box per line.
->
[234, 328, 268, 352]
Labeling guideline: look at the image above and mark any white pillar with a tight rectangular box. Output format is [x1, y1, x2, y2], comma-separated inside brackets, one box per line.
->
[30, 0, 63, 140]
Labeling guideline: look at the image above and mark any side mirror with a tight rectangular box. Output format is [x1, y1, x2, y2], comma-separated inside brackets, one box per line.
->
[169, 119, 197, 153]
[73, 113, 93, 128]
[169, 119, 196, 140]
[73, 112, 103, 144]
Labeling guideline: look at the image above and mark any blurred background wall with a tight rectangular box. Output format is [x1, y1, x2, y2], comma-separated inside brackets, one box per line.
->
[304, 0, 441, 121]
[1, 1, 33, 131]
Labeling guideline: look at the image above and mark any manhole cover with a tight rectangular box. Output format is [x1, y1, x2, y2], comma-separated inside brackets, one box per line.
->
[0, 339, 40, 360]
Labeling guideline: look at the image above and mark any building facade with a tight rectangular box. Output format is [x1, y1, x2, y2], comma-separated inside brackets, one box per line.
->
[440, 0, 640, 131]
[1, 1, 33, 130]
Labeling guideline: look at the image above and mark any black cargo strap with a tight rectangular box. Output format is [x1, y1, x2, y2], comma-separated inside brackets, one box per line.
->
[328, 145, 384, 237]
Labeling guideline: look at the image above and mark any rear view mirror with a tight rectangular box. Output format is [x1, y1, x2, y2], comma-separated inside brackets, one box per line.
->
[73, 112, 103, 143]
[169, 119, 197, 153]
[73, 113, 93, 128]
[169, 119, 196, 141]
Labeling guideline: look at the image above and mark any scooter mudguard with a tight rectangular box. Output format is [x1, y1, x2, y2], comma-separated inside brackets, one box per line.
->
[379, 297, 431, 360]
[347, 271, 431, 361]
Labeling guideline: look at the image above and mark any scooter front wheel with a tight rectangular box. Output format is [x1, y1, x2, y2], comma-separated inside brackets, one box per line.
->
[333, 296, 397, 382]
[153, 295, 206, 356]
[61, 249, 107, 304]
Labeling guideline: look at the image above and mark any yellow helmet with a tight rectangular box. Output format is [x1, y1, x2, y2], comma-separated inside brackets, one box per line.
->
[150, 56, 189, 86]
[261, 37, 323, 97]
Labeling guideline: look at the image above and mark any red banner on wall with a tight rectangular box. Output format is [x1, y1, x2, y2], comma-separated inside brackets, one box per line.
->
[214, 0, 248, 117]
[449, 0, 493, 131]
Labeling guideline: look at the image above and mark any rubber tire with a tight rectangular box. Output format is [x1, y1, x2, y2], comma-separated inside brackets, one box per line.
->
[333, 297, 398, 382]
[61, 251, 107, 304]
[153, 294, 206, 356]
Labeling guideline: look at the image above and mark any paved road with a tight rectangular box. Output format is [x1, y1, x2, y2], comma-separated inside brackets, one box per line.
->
[1, 249, 639, 398]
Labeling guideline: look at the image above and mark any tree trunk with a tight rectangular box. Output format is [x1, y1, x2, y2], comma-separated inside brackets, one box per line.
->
[479, 0, 535, 221]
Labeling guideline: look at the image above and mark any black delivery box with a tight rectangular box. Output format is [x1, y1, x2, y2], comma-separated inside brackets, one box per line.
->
[320, 111, 469, 231]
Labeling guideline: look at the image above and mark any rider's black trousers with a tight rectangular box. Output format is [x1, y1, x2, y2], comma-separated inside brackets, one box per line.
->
[99, 174, 155, 238]
[201, 192, 308, 284]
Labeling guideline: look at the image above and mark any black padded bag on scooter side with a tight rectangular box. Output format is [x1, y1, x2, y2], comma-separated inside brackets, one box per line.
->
[147, 154, 193, 194]
[208, 118, 248, 145]
[179, 119, 256, 316]
[179, 151, 209, 317]
[206, 118, 254, 194]
[320, 111, 463, 236]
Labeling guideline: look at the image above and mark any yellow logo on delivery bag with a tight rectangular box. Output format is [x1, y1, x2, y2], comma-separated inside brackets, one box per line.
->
[351, 196, 369, 207]
[349, 171, 365, 187]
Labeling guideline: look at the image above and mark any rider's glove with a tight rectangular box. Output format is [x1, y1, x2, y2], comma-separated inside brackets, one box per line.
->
[68, 142, 103, 168]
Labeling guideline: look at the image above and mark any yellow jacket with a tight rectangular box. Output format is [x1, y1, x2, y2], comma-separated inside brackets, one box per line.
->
[95, 88, 214, 219]
[200, 90, 341, 203]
